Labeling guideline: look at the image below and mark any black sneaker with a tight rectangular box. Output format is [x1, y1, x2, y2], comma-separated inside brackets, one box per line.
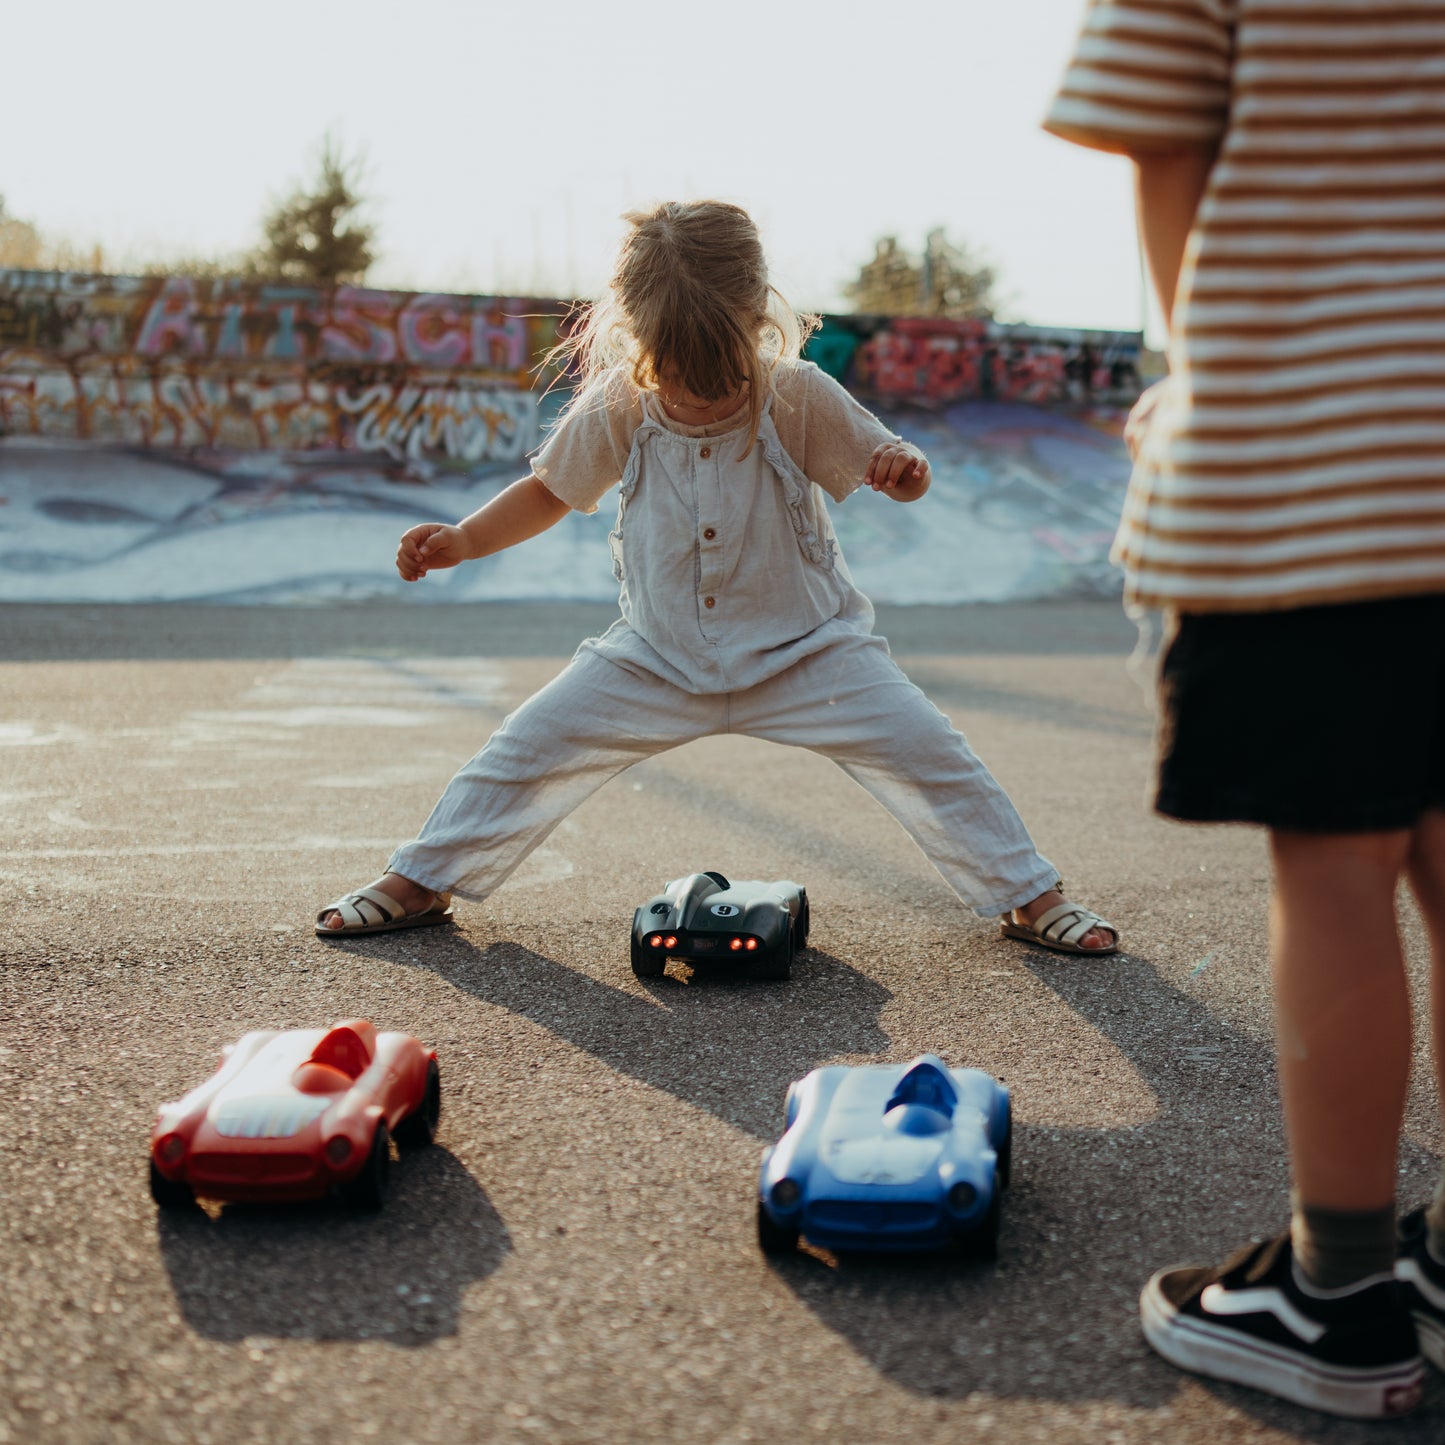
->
[1140, 1233, 1423, 1419]
[1397, 1208, 1445, 1370]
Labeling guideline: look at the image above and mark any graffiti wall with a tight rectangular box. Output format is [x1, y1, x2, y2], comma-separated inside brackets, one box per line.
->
[0, 270, 565, 465]
[0, 270, 1143, 462]
[804, 314, 1143, 411]
[0, 268, 1144, 605]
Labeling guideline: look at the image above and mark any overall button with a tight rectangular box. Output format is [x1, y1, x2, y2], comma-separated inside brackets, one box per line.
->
[699, 446, 712, 458]
[703, 596, 716, 609]
[702, 527, 716, 540]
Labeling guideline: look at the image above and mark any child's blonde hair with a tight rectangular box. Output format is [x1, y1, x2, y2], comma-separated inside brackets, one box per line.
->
[552, 200, 818, 451]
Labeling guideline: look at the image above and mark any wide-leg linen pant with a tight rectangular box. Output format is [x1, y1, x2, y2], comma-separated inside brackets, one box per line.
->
[388, 630, 1057, 917]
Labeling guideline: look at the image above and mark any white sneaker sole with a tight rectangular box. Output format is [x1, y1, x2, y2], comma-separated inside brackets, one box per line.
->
[1140, 1272, 1424, 1420]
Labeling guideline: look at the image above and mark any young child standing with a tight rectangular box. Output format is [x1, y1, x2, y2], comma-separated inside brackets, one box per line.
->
[1047, 0, 1445, 1422]
[316, 200, 1117, 960]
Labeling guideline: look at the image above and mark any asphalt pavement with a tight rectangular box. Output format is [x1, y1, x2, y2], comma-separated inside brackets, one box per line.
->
[2, 600, 1442, 1445]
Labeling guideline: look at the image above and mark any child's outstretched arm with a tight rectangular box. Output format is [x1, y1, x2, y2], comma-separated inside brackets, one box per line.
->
[397, 474, 570, 582]
[864, 442, 931, 503]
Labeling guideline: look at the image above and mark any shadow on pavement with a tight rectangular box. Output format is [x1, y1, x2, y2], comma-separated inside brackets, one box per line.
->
[156, 1147, 508, 1346]
[411, 939, 892, 1143]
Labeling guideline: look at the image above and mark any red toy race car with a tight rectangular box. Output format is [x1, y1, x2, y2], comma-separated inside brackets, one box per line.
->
[149, 1020, 440, 1211]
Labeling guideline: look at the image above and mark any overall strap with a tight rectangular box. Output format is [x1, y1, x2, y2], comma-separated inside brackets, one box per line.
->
[617, 411, 664, 503]
[754, 396, 837, 569]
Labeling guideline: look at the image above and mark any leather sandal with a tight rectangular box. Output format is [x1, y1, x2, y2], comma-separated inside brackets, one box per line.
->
[1000, 900, 1118, 956]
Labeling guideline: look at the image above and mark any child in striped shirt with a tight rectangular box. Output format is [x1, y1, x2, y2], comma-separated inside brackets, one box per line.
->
[1048, 0, 1445, 1421]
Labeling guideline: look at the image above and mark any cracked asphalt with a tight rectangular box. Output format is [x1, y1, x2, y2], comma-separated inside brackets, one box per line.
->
[2, 601, 1441, 1444]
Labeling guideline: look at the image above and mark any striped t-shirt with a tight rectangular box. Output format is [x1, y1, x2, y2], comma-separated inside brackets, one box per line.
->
[1046, 0, 1445, 613]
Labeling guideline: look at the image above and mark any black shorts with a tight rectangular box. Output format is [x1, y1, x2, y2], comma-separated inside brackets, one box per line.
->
[1155, 594, 1445, 832]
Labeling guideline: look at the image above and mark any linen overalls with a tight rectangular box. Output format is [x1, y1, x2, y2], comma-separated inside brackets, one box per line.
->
[388, 395, 1057, 915]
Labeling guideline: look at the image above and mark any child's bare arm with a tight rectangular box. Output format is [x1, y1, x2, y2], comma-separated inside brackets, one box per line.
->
[865, 442, 931, 503]
[397, 474, 570, 582]
[1131, 142, 1220, 327]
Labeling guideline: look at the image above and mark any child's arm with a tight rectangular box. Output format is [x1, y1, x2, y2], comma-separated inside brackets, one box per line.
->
[1131, 142, 1220, 329]
[397, 474, 570, 582]
[864, 441, 931, 503]
[1123, 142, 1219, 459]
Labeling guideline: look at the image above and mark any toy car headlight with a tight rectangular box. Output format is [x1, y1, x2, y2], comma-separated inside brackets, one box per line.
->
[324, 1135, 354, 1168]
[771, 1178, 801, 1210]
[155, 1133, 186, 1166]
[947, 1182, 978, 1211]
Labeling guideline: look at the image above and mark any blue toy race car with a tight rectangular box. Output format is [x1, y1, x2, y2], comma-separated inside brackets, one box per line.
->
[757, 1054, 1011, 1258]
[631, 871, 808, 981]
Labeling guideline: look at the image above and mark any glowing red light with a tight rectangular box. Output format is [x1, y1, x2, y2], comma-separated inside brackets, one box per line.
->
[649, 935, 663, 948]
[663, 936, 678, 949]
[745, 938, 758, 951]
[730, 938, 743, 951]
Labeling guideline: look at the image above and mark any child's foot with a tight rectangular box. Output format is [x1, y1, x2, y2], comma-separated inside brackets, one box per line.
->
[1141, 1232, 1423, 1419]
[1002, 889, 1117, 954]
[315, 873, 451, 935]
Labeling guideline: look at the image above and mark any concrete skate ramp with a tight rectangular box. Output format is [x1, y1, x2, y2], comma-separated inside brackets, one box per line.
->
[0, 401, 1127, 606]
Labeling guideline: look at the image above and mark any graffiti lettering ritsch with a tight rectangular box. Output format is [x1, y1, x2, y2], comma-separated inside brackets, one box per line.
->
[0, 270, 563, 462]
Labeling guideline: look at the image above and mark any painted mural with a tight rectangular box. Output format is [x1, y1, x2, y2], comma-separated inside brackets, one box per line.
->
[0, 268, 1143, 605]
[0, 270, 564, 464]
[805, 314, 1143, 410]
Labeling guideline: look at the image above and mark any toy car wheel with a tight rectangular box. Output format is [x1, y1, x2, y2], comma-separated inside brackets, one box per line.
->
[757, 1200, 799, 1255]
[149, 1161, 195, 1211]
[751, 921, 794, 981]
[631, 934, 665, 978]
[961, 1185, 1002, 1261]
[795, 893, 810, 949]
[395, 1060, 441, 1149]
[996, 1120, 1012, 1191]
[337, 1122, 391, 1211]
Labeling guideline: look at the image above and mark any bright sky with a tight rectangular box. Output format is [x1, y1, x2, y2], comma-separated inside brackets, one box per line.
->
[0, 0, 1148, 335]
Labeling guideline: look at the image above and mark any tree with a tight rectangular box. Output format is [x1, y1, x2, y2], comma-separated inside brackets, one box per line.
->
[0, 195, 44, 269]
[845, 228, 997, 320]
[0, 196, 104, 272]
[250, 136, 375, 286]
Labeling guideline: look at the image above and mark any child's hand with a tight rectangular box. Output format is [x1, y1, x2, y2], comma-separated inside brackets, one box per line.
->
[865, 442, 931, 500]
[397, 523, 470, 581]
[1125, 378, 1170, 460]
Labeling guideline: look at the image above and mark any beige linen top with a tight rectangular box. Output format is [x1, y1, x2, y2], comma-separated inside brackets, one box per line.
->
[1046, 0, 1445, 614]
[531, 359, 898, 511]
[528, 359, 902, 693]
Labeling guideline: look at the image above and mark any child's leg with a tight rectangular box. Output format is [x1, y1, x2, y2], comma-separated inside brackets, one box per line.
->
[1404, 808, 1445, 1250]
[381, 647, 717, 901]
[733, 637, 1060, 918]
[1269, 827, 1413, 1287]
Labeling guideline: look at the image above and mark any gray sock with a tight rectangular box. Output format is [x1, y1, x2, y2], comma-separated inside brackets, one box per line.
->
[1426, 1169, 1445, 1264]
[1291, 1194, 1397, 1290]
